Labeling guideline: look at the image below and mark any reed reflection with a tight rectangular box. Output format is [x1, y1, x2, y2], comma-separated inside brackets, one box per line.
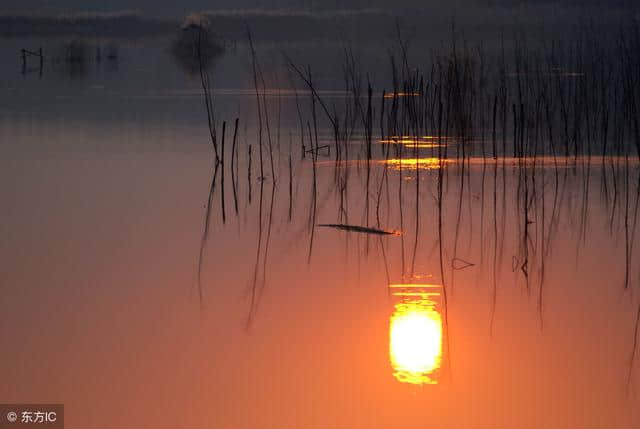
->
[389, 284, 443, 385]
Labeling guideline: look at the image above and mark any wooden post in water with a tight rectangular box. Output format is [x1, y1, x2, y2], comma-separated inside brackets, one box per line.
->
[20, 48, 44, 75]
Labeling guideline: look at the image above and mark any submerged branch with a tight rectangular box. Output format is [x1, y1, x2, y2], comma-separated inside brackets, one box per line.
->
[317, 223, 401, 236]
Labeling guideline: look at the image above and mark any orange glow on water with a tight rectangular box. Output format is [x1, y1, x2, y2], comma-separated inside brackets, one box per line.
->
[383, 92, 421, 98]
[382, 157, 449, 170]
[379, 135, 450, 148]
[389, 285, 443, 385]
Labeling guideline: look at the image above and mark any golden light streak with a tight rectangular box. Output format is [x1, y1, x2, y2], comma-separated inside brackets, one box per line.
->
[382, 157, 450, 170]
[383, 92, 422, 98]
[379, 135, 451, 149]
[389, 284, 443, 385]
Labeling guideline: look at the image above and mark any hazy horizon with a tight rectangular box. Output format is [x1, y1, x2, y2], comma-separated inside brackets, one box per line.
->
[2, 0, 638, 18]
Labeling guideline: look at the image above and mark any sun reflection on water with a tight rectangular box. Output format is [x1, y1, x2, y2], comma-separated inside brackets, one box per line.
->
[383, 92, 421, 98]
[382, 157, 450, 170]
[389, 284, 443, 385]
[379, 135, 452, 149]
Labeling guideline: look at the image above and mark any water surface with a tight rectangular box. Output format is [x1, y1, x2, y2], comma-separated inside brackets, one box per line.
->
[1, 35, 640, 429]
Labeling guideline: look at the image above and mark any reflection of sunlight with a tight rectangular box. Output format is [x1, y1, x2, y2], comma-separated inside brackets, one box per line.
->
[383, 92, 421, 98]
[382, 157, 450, 170]
[389, 284, 443, 385]
[379, 135, 450, 149]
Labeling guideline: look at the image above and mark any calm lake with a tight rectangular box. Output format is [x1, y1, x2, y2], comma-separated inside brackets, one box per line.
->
[1, 28, 639, 428]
